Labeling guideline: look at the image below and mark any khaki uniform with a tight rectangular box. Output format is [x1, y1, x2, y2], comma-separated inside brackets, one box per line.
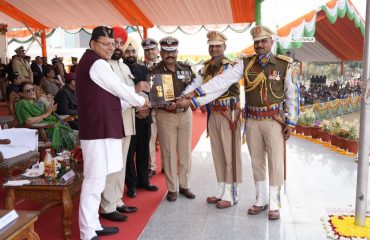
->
[12, 56, 33, 83]
[200, 57, 241, 202]
[151, 61, 194, 192]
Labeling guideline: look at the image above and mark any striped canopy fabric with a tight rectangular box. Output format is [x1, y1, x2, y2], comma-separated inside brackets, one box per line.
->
[243, 0, 364, 62]
[0, 0, 256, 30]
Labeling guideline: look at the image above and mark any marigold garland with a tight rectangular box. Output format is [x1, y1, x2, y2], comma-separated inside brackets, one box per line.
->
[323, 215, 370, 239]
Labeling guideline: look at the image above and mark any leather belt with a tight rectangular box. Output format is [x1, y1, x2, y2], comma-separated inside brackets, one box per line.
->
[247, 108, 279, 118]
[159, 107, 187, 114]
[210, 103, 240, 112]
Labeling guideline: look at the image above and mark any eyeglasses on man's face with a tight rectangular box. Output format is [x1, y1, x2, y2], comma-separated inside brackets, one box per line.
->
[95, 40, 115, 48]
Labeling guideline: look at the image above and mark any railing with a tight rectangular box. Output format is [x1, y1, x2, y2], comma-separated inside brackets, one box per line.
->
[301, 96, 361, 120]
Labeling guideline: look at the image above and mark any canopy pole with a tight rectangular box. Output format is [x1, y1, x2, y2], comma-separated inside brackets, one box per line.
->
[355, 0, 370, 227]
[143, 27, 148, 39]
[41, 29, 46, 57]
[341, 60, 344, 83]
[299, 62, 303, 83]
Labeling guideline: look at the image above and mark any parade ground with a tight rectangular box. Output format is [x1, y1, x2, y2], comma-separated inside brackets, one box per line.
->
[140, 111, 365, 240]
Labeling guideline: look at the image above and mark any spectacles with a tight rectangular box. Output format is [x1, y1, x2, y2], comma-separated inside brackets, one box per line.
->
[95, 40, 115, 48]
[25, 88, 35, 93]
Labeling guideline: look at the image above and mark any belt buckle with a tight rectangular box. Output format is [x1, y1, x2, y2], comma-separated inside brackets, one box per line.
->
[176, 108, 184, 113]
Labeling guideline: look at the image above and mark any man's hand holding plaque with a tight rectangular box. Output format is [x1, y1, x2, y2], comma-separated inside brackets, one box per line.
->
[147, 74, 175, 107]
[175, 96, 191, 108]
[135, 81, 150, 93]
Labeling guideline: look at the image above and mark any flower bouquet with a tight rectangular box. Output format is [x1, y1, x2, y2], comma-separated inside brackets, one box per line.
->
[69, 146, 83, 172]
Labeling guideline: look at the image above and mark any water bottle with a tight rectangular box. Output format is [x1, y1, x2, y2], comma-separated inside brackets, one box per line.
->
[44, 149, 55, 180]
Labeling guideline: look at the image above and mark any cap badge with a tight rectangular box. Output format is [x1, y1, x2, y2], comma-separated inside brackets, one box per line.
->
[166, 38, 174, 44]
[145, 39, 151, 45]
[254, 26, 261, 36]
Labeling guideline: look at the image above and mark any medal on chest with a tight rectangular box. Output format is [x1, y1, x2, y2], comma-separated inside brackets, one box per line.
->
[268, 70, 281, 81]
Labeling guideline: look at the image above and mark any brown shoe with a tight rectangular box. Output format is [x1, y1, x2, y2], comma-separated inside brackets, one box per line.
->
[247, 205, 268, 215]
[206, 196, 221, 204]
[268, 210, 280, 220]
[216, 200, 233, 209]
[166, 191, 177, 202]
[179, 187, 196, 199]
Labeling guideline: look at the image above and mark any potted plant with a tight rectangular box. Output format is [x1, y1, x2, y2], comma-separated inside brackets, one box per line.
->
[297, 109, 315, 136]
[319, 120, 331, 142]
[311, 121, 322, 139]
[338, 120, 359, 154]
[329, 117, 343, 148]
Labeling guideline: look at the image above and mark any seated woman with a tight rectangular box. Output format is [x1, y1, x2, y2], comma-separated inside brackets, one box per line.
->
[15, 82, 76, 152]
[40, 66, 62, 96]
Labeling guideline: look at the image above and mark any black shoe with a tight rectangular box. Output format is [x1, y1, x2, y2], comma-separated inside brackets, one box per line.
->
[127, 188, 136, 198]
[137, 184, 158, 191]
[116, 204, 138, 213]
[95, 226, 119, 236]
[90, 237, 100, 240]
[100, 211, 128, 222]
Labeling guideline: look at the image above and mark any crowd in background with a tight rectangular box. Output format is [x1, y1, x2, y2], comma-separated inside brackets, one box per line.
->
[299, 80, 361, 105]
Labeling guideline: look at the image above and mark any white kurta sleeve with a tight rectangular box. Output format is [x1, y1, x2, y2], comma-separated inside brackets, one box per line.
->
[284, 65, 300, 127]
[90, 59, 145, 107]
[182, 75, 203, 95]
[196, 60, 244, 96]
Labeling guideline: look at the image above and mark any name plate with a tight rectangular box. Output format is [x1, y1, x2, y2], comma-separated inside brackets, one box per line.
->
[148, 74, 175, 107]
[0, 210, 18, 230]
[60, 170, 75, 183]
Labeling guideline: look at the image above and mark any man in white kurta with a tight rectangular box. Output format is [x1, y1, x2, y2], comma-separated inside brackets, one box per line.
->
[76, 26, 149, 240]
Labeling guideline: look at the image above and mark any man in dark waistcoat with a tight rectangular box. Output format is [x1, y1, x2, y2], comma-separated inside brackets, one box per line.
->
[76, 26, 149, 240]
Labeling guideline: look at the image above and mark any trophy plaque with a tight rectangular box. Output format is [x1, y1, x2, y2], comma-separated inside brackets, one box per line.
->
[148, 74, 175, 107]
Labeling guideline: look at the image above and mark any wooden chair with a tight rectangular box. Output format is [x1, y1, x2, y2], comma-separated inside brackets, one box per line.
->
[0, 76, 9, 102]
[0, 138, 39, 179]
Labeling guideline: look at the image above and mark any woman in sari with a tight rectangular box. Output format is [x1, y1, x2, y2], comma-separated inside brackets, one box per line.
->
[15, 82, 76, 152]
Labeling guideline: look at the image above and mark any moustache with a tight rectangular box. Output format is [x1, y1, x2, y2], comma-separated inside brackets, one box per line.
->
[166, 57, 175, 60]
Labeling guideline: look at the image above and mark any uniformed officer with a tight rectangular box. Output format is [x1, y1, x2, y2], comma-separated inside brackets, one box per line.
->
[177, 31, 242, 209]
[142, 38, 160, 69]
[184, 26, 300, 219]
[12, 46, 33, 83]
[150, 36, 196, 202]
[141, 37, 161, 178]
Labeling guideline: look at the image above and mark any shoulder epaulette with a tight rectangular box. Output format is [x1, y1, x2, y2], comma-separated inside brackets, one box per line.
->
[203, 59, 212, 65]
[221, 58, 231, 65]
[276, 55, 293, 64]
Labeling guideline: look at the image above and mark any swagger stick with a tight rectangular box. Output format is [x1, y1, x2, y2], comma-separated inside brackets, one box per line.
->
[230, 98, 237, 183]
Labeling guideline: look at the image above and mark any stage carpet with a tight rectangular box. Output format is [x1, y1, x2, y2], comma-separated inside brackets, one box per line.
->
[0, 110, 206, 240]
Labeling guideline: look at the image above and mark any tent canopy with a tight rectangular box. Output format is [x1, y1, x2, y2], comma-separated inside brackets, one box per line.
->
[244, 0, 364, 62]
[0, 0, 257, 29]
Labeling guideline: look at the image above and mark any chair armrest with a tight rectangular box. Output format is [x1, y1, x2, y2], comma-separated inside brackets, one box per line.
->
[24, 123, 56, 143]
